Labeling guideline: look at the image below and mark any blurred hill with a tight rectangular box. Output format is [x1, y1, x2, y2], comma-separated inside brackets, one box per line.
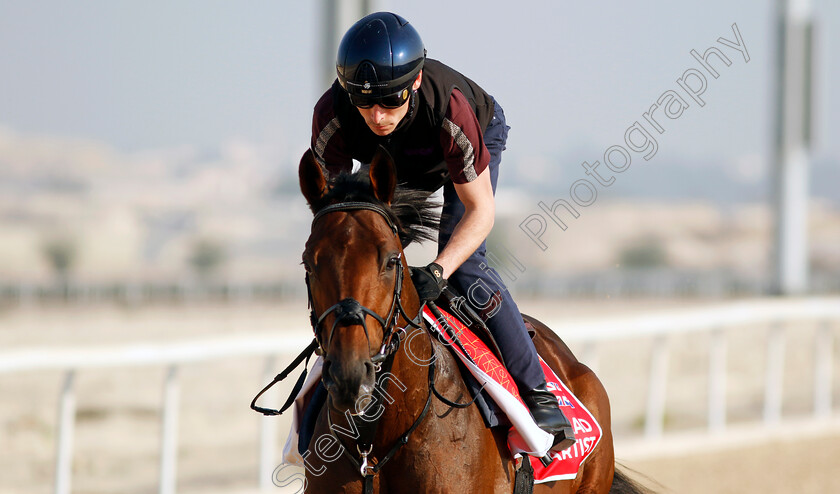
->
[1, 127, 838, 294]
[0, 127, 308, 283]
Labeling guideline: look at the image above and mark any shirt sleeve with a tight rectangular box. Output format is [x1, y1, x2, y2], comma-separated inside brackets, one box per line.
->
[439, 88, 490, 184]
[311, 88, 353, 176]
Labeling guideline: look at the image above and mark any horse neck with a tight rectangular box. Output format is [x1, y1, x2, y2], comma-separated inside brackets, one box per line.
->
[385, 272, 430, 397]
[369, 268, 454, 442]
[374, 305, 436, 429]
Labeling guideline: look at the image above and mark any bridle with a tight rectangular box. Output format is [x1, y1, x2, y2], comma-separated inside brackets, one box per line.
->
[309, 202, 441, 493]
[251, 200, 478, 493]
[306, 201, 425, 366]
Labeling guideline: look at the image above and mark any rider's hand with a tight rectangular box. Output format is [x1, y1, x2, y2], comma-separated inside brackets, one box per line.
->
[410, 262, 447, 302]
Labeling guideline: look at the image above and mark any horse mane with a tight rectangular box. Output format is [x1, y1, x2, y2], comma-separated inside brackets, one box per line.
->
[308, 170, 441, 247]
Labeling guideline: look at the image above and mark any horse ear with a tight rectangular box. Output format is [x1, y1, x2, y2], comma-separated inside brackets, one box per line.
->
[299, 149, 328, 208]
[369, 146, 396, 205]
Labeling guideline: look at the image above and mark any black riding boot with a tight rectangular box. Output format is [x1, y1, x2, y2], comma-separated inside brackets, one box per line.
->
[521, 381, 576, 452]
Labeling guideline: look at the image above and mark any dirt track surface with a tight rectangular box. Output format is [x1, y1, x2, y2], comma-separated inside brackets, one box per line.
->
[622, 431, 840, 494]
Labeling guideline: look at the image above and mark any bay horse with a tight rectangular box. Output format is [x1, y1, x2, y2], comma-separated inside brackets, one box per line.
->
[295, 146, 647, 493]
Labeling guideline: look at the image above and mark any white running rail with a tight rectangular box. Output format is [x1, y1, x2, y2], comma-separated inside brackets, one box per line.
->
[546, 297, 840, 438]
[0, 297, 837, 493]
[1, 333, 314, 494]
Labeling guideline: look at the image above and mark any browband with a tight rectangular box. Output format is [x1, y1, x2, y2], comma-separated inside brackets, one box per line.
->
[312, 201, 398, 235]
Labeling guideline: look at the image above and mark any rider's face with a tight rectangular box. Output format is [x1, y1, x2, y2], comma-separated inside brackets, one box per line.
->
[356, 102, 410, 136]
[355, 72, 422, 137]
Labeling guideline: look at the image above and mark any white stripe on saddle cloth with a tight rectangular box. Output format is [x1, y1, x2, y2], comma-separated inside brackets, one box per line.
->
[421, 312, 554, 457]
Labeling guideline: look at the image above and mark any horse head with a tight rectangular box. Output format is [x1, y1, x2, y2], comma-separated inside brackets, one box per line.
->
[298, 146, 434, 413]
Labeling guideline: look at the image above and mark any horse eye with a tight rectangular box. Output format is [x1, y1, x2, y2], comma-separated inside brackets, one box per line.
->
[301, 261, 312, 274]
[387, 256, 400, 269]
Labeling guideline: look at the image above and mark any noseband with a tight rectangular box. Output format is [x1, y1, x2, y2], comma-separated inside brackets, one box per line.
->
[251, 200, 475, 492]
[306, 201, 425, 366]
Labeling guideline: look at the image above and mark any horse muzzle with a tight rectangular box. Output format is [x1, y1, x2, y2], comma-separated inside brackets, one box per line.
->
[317, 297, 385, 412]
[322, 356, 376, 412]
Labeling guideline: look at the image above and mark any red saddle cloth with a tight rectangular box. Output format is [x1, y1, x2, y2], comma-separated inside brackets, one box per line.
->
[424, 306, 603, 483]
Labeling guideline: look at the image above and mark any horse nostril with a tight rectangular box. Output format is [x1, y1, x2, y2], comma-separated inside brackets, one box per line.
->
[365, 361, 375, 378]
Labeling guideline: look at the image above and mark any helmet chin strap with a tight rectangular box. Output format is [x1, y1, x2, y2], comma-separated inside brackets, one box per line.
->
[393, 89, 419, 134]
[407, 89, 418, 116]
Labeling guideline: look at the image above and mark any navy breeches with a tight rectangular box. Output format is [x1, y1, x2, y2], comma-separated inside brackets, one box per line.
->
[437, 98, 544, 391]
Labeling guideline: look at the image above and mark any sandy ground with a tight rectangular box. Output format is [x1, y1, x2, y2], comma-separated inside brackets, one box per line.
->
[620, 427, 840, 493]
[1, 298, 838, 494]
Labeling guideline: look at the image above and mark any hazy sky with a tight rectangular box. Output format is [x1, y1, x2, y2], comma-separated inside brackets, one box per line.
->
[1, 1, 838, 183]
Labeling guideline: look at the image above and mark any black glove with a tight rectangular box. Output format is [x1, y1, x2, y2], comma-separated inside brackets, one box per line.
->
[410, 262, 447, 302]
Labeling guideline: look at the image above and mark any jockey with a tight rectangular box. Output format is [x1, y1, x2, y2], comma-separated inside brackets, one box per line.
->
[310, 11, 574, 450]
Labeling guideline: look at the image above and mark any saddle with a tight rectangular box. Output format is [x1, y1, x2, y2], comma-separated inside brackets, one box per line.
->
[434, 285, 540, 357]
[433, 286, 510, 363]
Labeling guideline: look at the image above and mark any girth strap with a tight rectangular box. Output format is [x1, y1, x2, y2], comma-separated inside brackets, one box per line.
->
[513, 456, 535, 494]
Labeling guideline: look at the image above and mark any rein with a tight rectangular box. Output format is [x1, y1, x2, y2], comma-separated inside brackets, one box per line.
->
[251, 201, 424, 489]
[250, 200, 482, 492]
[310, 202, 430, 492]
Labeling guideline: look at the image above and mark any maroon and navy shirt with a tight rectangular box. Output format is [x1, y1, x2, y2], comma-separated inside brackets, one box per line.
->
[311, 59, 496, 193]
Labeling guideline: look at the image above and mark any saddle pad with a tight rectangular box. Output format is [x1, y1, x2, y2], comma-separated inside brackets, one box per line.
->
[423, 307, 603, 483]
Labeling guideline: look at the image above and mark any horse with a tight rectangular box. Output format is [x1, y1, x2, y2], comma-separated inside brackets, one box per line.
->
[295, 146, 647, 493]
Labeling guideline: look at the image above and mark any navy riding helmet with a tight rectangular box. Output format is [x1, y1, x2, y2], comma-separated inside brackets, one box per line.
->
[336, 12, 426, 109]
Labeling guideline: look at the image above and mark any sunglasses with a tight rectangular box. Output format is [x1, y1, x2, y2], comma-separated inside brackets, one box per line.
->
[350, 88, 410, 109]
